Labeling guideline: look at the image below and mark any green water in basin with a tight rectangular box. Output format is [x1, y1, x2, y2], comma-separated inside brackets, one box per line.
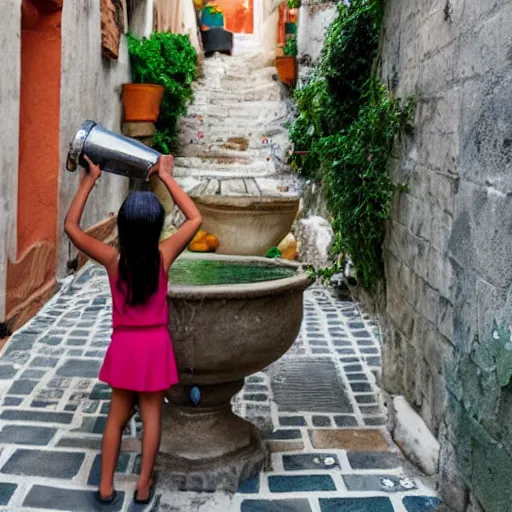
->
[169, 258, 297, 286]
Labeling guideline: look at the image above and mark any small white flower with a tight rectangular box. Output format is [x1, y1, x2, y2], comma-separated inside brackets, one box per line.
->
[323, 457, 336, 466]
[493, 330, 500, 340]
[380, 478, 395, 489]
[399, 478, 416, 489]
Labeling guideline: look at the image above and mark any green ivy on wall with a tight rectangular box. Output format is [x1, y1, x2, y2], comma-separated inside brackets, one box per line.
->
[289, 0, 414, 292]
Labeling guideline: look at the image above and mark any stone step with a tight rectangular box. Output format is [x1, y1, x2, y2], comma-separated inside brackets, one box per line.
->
[193, 84, 283, 103]
[176, 144, 265, 160]
[173, 160, 277, 179]
[186, 101, 288, 122]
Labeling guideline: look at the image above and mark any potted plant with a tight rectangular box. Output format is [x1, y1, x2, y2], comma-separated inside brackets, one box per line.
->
[275, 35, 297, 86]
[125, 33, 197, 152]
[123, 36, 166, 123]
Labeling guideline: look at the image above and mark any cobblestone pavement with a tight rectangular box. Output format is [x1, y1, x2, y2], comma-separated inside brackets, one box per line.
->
[0, 264, 440, 511]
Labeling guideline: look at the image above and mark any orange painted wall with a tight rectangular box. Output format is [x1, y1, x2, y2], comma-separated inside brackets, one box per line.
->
[6, 0, 62, 320]
[213, 0, 254, 34]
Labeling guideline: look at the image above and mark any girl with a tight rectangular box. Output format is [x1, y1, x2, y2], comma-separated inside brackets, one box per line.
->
[64, 155, 202, 505]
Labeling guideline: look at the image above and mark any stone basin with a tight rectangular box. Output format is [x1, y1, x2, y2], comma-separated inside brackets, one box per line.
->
[192, 195, 300, 256]
[158, 252, 312, 491]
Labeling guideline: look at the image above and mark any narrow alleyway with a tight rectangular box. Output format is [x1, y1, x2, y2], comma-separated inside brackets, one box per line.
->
[0, 263, 438, 511]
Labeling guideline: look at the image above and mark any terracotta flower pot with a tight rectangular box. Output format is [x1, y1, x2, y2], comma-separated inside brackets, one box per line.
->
[275, 56, 297, 86]
[122, 83, 165, 122]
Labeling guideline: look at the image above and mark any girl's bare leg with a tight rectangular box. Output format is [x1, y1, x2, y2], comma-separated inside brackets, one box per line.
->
[99, 388, 135, 498]
[136, 391, 165, 500]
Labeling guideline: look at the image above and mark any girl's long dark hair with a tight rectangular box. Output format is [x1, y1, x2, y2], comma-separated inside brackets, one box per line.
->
[117, 192, 165, 306]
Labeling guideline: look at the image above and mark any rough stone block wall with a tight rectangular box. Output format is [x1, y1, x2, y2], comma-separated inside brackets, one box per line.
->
[380, 1, 512, 511]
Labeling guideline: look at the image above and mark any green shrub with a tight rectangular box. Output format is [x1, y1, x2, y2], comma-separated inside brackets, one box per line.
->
[283, 36, 298, 57]
[127, 32, 197, 153]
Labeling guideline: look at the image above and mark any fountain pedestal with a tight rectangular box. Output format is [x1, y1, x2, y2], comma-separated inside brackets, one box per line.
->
[155, 254, 311, 491]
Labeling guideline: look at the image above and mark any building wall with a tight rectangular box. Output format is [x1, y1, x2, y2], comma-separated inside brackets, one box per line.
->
[1, 0, 154, 330]
[57, 0, 132, 275]
[380, 1, 512, 510]
[0, 0, 21, 325]
[297, 1, 337, 65]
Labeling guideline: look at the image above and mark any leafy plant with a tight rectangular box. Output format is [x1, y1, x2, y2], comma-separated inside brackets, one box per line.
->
[283, 36, 298, 57]
[128, 32, 197, 153]
[288, 0, 415, 292]
[287, 0, 301, 8]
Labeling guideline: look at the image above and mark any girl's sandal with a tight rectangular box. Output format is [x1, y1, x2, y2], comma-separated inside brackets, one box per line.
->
[95, 490, 118, 505]
[133, 474, 158, 505]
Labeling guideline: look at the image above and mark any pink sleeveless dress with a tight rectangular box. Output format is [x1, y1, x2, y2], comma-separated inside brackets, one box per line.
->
[99, 262, 179, 392]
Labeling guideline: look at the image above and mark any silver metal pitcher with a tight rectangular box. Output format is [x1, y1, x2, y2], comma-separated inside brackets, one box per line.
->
[66, 120, 161, 181]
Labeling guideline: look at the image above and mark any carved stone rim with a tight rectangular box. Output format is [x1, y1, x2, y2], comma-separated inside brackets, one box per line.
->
[168, 252, 312, 300]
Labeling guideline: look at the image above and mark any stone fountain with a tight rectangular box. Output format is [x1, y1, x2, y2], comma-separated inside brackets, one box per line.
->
[157, 252, 312, 491]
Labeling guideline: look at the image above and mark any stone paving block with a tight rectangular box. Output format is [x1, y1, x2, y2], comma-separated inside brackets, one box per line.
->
[22, 369, 47, 379]
[0, 365, 17, 379]
[2, 449, 85, 478]
[0, 425, 57, 445]
[0, 483, 17, 506]
[7, 379, 38, 395]
[244, 394, 269, 402]
[244, 384, 268, 392]
[40, 336, 63, 346]
[237, 476, 260, 493]
[333, 415, 358, 427]
[66, 338, 86, 346]
[282, 453, 340, 471]
[268, 475, 336, 492]
[359, 405, 382, 415]
[57, 436, 103, 450]
[350, 382, 372, 393]
[347, 373, 368, 382]
[3, 397, 22, 406]
[403, 496, 441, 511]
[0, 409, 73, 424]
[23, 485, 124, 511]
[88, 453, 130, 485]
[268, 441, 305, 453]
[319, 497, 394, 512]
[30, 356, 60, 368]
[241, 499, 312, 512]
[360, 348, 379, 354]
[268, 430, 303, 440]
[57, 359, 101, 378]
[343, 474, 417, 492]
[364, 417, 387, 426]
[355, 394, 378, 404]
[30, 400, 58, 409]
[309, 430, 390, 452]
[279, 416, 306, 427]
[70, 330, 90, 337]
[347, 452, 403, 470]
[312, 416, 332, 427]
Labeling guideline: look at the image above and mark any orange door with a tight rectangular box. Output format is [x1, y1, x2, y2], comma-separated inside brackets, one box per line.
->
[213, 0, 253, 34]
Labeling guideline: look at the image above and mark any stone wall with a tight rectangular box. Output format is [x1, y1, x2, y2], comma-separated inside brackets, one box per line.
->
[296, 1, 336, 84]
[57, 0, 136, 275]
[380, 1, 512, 511]
[0, 0, 21, 323]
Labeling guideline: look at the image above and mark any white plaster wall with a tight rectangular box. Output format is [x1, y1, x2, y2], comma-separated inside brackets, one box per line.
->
[129, 0, 154, 37]
[58, 0, 135, 275]
[297, 2, 337, 64]
[0, 0, 21, 321]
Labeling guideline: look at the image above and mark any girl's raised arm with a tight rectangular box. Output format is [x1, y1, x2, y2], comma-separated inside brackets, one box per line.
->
[152, 156, 202, 271]
[64, 156, 118, 269]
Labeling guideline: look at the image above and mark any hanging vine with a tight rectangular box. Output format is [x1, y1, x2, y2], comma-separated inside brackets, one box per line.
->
[289, 0, 414, 292]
